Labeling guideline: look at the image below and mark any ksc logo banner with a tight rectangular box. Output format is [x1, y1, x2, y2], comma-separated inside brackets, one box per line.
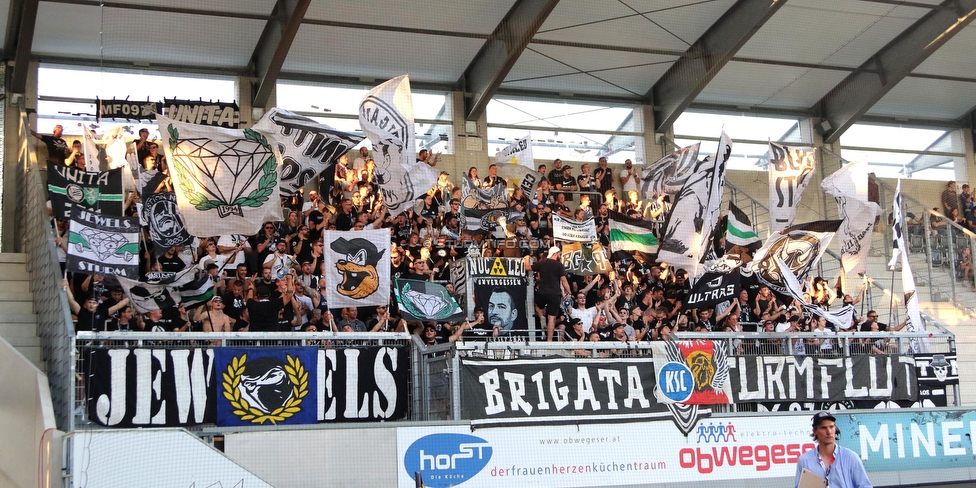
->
[216, 347, 317, 426]
[403, 433, 492, 488]
[654, 340, 733, 405]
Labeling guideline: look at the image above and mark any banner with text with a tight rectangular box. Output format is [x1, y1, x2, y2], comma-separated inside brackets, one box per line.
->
[66, 207, 140, 278]
[729, 354, 917, 403]
[84, 345, 408, 428]
[552, 214, 597, 242]
[397, 415, 816, 488]
[560, 242, 611, 276]
[460, 357, 667, 427]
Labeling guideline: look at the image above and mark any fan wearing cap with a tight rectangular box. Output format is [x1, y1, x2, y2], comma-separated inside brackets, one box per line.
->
[795, 412, 871, 488]
[531, 246, 572, 341]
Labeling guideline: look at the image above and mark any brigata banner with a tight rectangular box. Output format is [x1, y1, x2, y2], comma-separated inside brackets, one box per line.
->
[729, 354, 917, 403]
[83, 345, 409, 428]
[459, 357, 668, 427]
[397, 415, 817, 488]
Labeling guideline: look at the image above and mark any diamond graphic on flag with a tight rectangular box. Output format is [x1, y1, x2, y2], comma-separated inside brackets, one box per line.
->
[167, 125, 277, 218]
[79, 228, 134, 261]
[403, 286, 449, 316]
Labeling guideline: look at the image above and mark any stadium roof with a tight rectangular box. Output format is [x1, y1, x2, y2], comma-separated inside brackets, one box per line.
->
[7, 0, 976, 141]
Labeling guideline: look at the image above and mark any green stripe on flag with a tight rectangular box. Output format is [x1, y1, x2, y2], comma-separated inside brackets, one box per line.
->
[727, 222, 757, 240]
[609, 228, 658, 252]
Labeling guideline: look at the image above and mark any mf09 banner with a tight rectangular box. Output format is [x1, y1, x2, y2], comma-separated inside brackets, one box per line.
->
[83, 346, 409, 427]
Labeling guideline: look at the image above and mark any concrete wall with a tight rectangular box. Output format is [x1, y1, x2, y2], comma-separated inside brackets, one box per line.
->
[0, 337, 60, 488]
[224, 428, 400, 488]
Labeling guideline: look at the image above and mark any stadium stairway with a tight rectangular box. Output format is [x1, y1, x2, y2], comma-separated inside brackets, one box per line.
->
[0, 253, 42, 371]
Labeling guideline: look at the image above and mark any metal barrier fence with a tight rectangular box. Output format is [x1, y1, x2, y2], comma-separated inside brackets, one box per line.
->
[415, 328, 957, 421]
[16, 113, 78, 432]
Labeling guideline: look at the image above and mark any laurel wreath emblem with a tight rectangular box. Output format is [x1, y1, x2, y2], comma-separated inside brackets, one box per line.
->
[221, 354, 309, 425]
[167, 124, 278, 212]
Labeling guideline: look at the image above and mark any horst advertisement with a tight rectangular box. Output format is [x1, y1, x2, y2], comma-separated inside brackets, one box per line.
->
[398, 409, 976, 488]
[397, 416, 817, 488]
[82, 346, 409, 427]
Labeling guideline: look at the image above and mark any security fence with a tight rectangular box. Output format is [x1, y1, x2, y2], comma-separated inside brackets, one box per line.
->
[413, 328, 957, 421]
[16, 113, 78, 432]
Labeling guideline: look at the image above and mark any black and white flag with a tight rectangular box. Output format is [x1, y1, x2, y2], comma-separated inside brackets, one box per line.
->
[66, 207, 140, 278]
[47, 161, 124, 220]
[659, 133, 729, 276]
[117, 266, 204, 313]
[822, 159, 880, 279]
[494, 135, 534, 169]
[639, 143, 700, 200]
[359, 74, 437, 213]
[747, 220, 842, 294]
[143, 191, 192, 254]
[889, 180, 926, 352]
[686, 269, 740, 309]
[552, 214, 597, 242]
[82, 125, 130, 173]
[253, 108, 365, 197]
[768, 143, 816, 232]
[460, 177, 511, 232]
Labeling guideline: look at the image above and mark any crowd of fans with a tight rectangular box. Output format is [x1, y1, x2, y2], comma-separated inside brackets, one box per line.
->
[38, 125, 922, 353]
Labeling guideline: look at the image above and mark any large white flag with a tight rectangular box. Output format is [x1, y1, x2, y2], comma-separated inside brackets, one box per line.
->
[776, 258, 855, 330]
[359, 74, 437, 213]
[253, 108, 364, 196]
[494, 135, 534, 169]
[639, 143, 700, 200]
[83, 125, 129, 172]
[84, 125, 136, 193]
[659, 133, 729, 276]
[889, 180, 926, 352]
[822, 159, 881, 278]
[323, 229, 391, 308]
[158, 114, 283, 237]
[768, 143, 816, 232]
